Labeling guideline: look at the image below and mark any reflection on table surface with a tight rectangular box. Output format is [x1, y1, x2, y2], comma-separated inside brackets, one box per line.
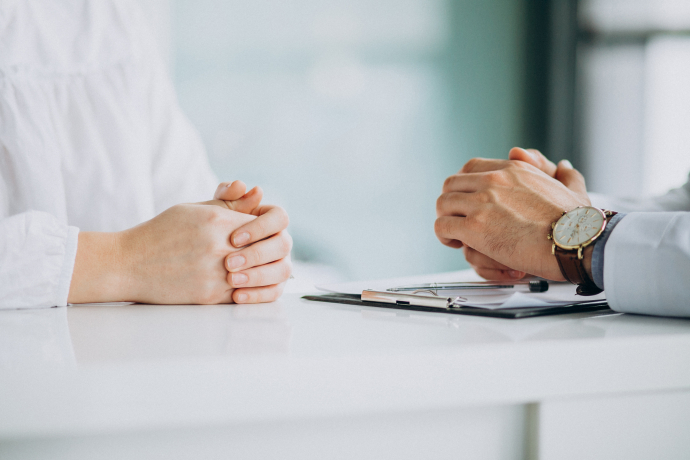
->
[2, 292, 690, 369]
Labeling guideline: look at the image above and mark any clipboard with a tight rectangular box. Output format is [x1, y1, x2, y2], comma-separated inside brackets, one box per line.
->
[301, 292, 612, 319]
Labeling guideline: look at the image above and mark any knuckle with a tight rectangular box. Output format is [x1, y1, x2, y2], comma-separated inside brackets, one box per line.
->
[254, 219, 268, 237]
[442, 175, 456, 193]
[464, 248, 477, 264]
[272, 288, 284, 302]
[248, 246, 263, 265]
[465, 212, 483, 230]
[465, 248, 488, 267]
[440, 218, 455, 237]
[204, 206, 224, 225]
[484, 170, 506, 185]
[276, 207, 290, 228]
[279, 261, 292, 281]
[462, 158, 480, 173]
[278, 233, 292, 255]
[284, 231, 294, 251]
[505, 162, 525, 179]
[213, 183, 225, 199]
[265, 284, 283, 302]
[484, 188, 499, 203]
[249, 270, 263, 286]
[436, 194, 446, 211]
[434, 217, 444, 235]
[475, 268, 496, 280]
[512, 159, 530, 170]
[474, 191, 490, 204]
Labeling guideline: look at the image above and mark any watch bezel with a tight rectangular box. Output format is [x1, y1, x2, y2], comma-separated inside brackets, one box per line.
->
[552, 206, 607, 251]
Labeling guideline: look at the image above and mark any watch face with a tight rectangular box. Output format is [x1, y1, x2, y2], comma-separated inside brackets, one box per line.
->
[553, 207, 606, 249]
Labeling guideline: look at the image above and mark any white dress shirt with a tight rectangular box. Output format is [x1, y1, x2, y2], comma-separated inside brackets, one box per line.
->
[590, 177, 690, 317]
[0, 0, 217, 309]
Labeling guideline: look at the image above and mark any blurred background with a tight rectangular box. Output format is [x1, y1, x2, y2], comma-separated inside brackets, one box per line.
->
[144, 0, 690, 283]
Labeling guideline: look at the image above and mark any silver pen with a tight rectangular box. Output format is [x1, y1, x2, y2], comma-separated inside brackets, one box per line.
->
[387, 279, 548, 293]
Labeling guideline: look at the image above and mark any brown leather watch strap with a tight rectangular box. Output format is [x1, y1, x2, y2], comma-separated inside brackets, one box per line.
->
[555, 247, 600, 295]
[554, 211, 617, 296]
[555, 247, 588, 285]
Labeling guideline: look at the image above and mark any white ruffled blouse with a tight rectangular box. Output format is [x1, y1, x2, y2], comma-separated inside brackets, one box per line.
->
[0, 0, 217, 309]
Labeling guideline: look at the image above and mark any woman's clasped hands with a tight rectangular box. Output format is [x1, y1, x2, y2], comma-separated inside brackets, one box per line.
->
[68, 181, 292, 305]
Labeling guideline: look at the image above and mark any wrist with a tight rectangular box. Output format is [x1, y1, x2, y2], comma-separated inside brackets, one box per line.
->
[582, 244, 594, 281]
[68, 231, 132, 303]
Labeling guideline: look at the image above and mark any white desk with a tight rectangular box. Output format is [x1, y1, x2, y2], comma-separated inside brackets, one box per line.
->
[1, 271, 690, 460]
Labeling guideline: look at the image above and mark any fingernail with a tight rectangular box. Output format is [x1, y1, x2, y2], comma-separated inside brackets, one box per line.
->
[226, 255, 245, 271]
[225, 183, 232, 188]
[236, 293, 248, 302]
[232, 273, 248, 285]
[233, 232, 250, 246]
[560, 160, 573, 169]
[508, 270, 522, 279]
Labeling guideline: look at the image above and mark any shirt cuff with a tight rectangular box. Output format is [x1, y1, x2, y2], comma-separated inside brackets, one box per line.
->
[591, 213, 626, 290]
[55, 227, 80, 307]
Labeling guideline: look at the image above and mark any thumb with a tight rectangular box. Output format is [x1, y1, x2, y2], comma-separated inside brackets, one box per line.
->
[556, 160, 587, 195]
[508, 147, 557, 177]
[215, 180, 247, 201]
[224, 186, 264, 214]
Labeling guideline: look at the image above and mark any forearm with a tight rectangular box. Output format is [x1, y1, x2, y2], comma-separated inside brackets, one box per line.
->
[68, 232, 131, 304]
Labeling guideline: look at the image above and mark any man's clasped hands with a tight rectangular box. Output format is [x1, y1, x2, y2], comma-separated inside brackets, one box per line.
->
[435, 147, 593, 283]
[68, 146, 592, 305]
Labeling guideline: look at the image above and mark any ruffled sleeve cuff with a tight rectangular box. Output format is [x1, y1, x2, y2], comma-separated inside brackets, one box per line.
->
[57, 226, 79, 307]
[0, 211, 80, 309]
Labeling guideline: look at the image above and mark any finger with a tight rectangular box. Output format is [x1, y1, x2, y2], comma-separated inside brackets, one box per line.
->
[227, 258, 292, 288]
[434, 216, 471, 246]
[463, 246, 511, 271]
[460, 158, 511, 174]
[436, 191, 479, 217]
[556, 160, 588, 195]
[230, 205, 289, 247]
[437, 236, 463, 249]
[226, 187, 264, 214]
[233, 282, 286, 304]
[508, 147, 558, 177]
[219, 288, 236, 305]
[214, 180, 246, 201]
[442, 172, 498, 194]
[463, 247, 526, 279]
[202, 191, 263, 214]
[225, 231, 293, 272]
[474, 267, 526, 281]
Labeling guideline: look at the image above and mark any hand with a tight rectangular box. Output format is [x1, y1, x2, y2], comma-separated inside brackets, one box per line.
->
[211, 180, 293, 303]
[452, 148, 591, 281]
[69, 203, 256, 304]
[435, 157, 590, 281]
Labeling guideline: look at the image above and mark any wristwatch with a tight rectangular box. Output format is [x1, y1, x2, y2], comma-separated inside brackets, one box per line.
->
[548, 206, 617, 296]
